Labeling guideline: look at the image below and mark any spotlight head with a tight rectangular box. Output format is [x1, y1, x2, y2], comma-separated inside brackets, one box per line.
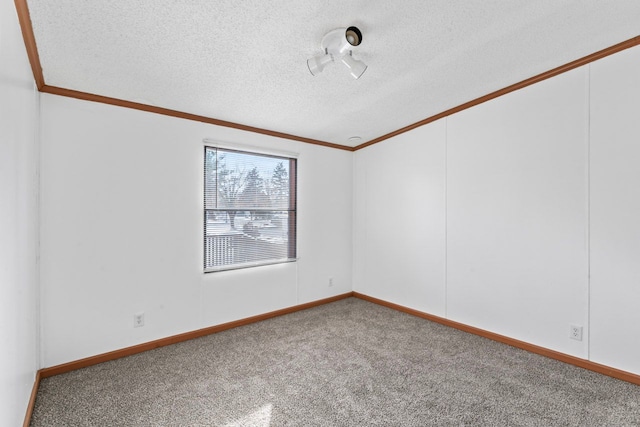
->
[320, 26, 365, 56]
[345, 27, 363, 47]
[307, 53, 334, 76]
[340, 53, 367, 79]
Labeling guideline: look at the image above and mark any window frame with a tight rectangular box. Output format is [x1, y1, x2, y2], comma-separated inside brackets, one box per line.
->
[203, 144, 297, 273]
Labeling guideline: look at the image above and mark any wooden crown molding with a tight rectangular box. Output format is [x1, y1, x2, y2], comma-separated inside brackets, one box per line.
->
[39, 85, 352, 151]
[353, 35, 640, 151]
[13, 0, 638, 153]
[12, 1, 350, 152]
[14, 0, 44, 90]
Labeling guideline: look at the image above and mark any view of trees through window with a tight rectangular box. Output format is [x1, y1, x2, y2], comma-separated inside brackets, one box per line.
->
[204, 147, 296, 271]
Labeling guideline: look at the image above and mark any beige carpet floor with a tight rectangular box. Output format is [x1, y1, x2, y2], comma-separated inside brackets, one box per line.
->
[31, 298, 640, 426]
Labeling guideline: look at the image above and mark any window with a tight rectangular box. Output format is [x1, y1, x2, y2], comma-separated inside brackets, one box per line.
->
[204, 146, 297, 272]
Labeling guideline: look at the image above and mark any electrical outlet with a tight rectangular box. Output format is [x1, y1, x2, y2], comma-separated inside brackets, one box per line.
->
[328, 277, 334, 287]
[134, 312, 145, 328]
[569, 324, 582, 341]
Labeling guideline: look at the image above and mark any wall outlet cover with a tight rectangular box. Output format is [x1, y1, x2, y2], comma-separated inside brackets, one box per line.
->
[134, 312, 145, 328]
[569, 324, 583, 341]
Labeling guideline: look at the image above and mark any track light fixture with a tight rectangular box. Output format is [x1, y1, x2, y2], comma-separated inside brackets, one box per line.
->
[307, 26, 367, 79]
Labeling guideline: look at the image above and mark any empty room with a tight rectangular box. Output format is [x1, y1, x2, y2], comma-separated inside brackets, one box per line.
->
[2, 1, 640, 425]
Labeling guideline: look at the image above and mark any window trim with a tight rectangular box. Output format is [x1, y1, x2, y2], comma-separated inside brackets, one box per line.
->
[203, 143, 298, 273]
[203, 138, 299, 160]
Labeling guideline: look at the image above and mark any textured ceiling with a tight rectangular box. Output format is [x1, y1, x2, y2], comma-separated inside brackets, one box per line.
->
[26, 0, 640, 147]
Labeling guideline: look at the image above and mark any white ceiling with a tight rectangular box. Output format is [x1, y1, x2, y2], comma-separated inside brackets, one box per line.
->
[26, 1, 640, 148]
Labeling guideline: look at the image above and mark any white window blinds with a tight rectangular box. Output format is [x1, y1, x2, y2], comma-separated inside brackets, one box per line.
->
[204, 147, 297, 271]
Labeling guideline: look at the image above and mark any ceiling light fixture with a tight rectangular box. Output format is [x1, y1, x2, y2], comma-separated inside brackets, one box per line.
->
[307, 26, 367, 79]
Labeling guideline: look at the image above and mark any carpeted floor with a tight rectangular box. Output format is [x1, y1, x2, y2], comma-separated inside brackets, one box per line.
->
[31, 298, 640, 426]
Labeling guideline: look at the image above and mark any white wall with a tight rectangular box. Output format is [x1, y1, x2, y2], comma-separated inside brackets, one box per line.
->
[354, 44, 640, 375]
[446, 68, 589, 356]
[590, 46, 640, 374]
[12, 0, 640, 395]
[353, 122, 446, 315]
[0, 3, 40, 426]
[39, 95, 353, 367]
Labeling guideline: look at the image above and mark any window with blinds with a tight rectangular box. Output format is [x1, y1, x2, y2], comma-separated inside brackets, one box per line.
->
[204, 146, 297, 272]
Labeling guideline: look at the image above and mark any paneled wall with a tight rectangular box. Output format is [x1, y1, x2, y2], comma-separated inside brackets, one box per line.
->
[39, 95, 353, 367]
[0, 2, 40, 425]
[354, 44, 640, 375]
[353, 123, 446, 316]
[10, 1, 640, 394]
[589, 46, 640, 374]
[446, 68, 589, 356]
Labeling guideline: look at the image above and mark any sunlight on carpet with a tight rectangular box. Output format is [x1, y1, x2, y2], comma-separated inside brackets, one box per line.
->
[225, 403, 272, 427]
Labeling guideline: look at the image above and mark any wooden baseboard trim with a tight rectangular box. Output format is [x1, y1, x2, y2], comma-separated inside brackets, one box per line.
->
[39, 292, 353, 379]
[24, 291, 639, 425]
[22, 370, 40, 427]
[352, 292, 640, 386]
